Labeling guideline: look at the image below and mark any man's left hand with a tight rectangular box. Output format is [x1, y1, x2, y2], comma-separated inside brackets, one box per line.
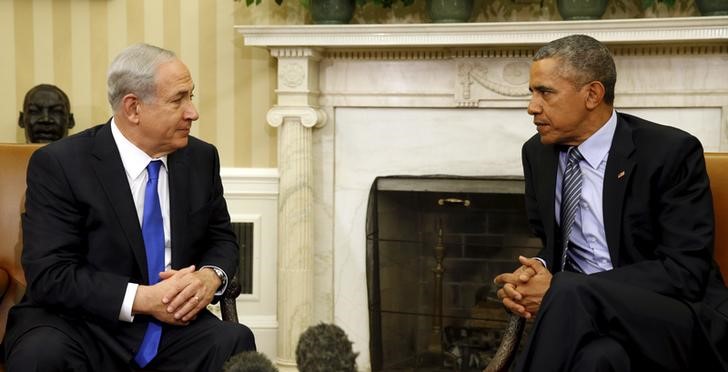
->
[159, 267, 222, 322]
[513, 256, 552, 316]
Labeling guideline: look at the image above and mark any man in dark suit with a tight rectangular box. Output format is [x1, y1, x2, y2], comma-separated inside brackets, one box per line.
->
[494, 34, 728, 371]
[3, 43, 256, 371]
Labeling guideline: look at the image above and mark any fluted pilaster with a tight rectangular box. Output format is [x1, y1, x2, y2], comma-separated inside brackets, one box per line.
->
[267, 48, 326, 371]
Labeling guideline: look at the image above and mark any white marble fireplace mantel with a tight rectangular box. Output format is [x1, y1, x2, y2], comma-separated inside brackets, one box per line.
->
[238, 17, 728, 47]
[236, 18, 728, 371]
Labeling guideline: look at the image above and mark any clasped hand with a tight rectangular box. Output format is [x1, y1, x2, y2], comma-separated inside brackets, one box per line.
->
[493, 256, 552, 319]
[133, 265, 221, 326]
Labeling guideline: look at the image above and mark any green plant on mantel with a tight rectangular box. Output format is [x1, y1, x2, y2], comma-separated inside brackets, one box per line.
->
[235, 0, 414, 7]
[359, 0, 415, 7]
[640, 0, 675, 9]
[236, 0, 282, 5]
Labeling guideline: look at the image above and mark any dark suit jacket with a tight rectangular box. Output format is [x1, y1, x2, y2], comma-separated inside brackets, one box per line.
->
[522, 112, 728, 370]
[4, 122, 239, 368]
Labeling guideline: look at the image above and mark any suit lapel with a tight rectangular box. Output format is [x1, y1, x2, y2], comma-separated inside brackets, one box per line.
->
[603, 113, 636, 265]
[168, 148, 189, 269]
[90, 122, 149, 282]
[538, 144, 559, 254]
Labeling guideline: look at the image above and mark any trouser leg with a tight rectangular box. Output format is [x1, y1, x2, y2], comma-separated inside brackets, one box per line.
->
[143, 310, 256, 372]
[514, 272, 697, 372]
[570, 335, 631, 372]
[5, 326, 90, 372]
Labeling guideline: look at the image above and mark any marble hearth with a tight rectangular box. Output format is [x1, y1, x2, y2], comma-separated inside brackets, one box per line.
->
[236, 17, 728, 370]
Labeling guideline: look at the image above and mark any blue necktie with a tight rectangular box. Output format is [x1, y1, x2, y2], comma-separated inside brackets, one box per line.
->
[134, 160, 164, 367]
[560, 147, 584, 272]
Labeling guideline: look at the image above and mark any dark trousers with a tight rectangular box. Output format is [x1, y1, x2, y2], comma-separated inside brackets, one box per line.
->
[514, 271, 710, 372]
[5, 310, 256, 372]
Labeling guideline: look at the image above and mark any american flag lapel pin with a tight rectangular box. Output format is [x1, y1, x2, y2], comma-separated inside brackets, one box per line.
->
[617, 170, 625, 179]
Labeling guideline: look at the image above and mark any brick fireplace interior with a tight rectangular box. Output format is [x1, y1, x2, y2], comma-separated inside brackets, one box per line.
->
[366, 176, 539, 371]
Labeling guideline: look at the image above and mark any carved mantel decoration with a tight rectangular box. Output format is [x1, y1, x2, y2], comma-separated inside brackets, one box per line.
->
[456, 58, 532, 107]
[236, 16, 728, 371]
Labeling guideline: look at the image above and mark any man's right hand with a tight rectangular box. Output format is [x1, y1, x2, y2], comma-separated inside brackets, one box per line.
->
[494, 257, 537, 318]
[132, 265, 196, 326]
[494, 256, 551, 319]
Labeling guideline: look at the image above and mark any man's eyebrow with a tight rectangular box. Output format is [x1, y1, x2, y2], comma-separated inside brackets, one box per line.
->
[531, 85, 554, 92]
[170, 90, 190, 100]
[175, 85, 195, 98]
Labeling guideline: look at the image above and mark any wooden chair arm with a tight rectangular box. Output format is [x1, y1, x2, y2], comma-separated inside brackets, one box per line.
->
[484, 313, 526, 372]
[221, 273, 241, 323]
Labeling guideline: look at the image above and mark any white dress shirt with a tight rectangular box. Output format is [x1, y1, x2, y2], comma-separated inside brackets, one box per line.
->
[111, 119, 172, 322]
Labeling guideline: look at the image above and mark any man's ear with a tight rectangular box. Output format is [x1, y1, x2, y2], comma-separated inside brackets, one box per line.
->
[585, 81, 606, 110]
[121, 94, 141, 123]
[18, 112, 25, 128]
[68, 113, 76, 129]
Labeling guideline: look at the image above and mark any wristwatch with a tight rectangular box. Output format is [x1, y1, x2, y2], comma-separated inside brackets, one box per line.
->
[208, 266, 227, 290]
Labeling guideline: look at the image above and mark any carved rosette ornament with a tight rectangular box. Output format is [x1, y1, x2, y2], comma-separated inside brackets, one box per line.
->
[279, 63, 306, 89]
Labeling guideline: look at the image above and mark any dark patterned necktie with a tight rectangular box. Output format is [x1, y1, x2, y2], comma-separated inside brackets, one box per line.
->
[560, 147, 584, 272]
[134, 160, 164, 367]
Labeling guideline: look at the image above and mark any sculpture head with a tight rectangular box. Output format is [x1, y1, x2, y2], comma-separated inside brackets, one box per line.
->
[18, 84, 75, 143]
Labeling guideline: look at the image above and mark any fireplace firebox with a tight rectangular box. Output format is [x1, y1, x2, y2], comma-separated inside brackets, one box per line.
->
[366, 176, 539, 371]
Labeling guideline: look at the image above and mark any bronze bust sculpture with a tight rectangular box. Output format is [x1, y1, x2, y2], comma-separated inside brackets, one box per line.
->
[18, 84, 75, 143]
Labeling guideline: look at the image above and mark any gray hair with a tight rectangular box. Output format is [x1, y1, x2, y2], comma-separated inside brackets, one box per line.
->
[534, 34, 617, 105]
[107, 43, 177, 111]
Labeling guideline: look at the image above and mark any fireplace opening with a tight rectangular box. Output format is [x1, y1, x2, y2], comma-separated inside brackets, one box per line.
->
[365, 176, 538, 371]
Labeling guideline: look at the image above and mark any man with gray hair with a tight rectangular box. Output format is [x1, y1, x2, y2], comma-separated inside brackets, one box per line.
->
[494, 35, 728, 371]
[3, 43, 256, 371]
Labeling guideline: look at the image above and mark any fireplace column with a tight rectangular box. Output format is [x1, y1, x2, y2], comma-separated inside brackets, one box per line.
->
[266, 47, 326, 370]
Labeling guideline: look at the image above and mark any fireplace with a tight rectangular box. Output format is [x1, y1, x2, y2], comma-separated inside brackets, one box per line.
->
[366, 176, 537, 370]
[236, 18, 728, 370]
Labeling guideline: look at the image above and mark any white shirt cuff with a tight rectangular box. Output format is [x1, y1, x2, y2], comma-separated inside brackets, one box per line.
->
[119, 283, 138, 322]
[533, 257, 548, 270]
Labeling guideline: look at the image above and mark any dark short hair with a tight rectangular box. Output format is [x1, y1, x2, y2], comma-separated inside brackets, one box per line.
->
[534, 34, 617, 105]
[295, 323, 358, 372]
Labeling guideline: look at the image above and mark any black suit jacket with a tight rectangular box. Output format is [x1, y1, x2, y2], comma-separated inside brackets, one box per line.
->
[522, 112, 728, 369]
[4, 122, 239, 367]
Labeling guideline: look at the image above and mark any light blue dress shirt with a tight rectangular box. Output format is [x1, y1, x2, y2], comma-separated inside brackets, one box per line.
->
[554, 110, 618, 274]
